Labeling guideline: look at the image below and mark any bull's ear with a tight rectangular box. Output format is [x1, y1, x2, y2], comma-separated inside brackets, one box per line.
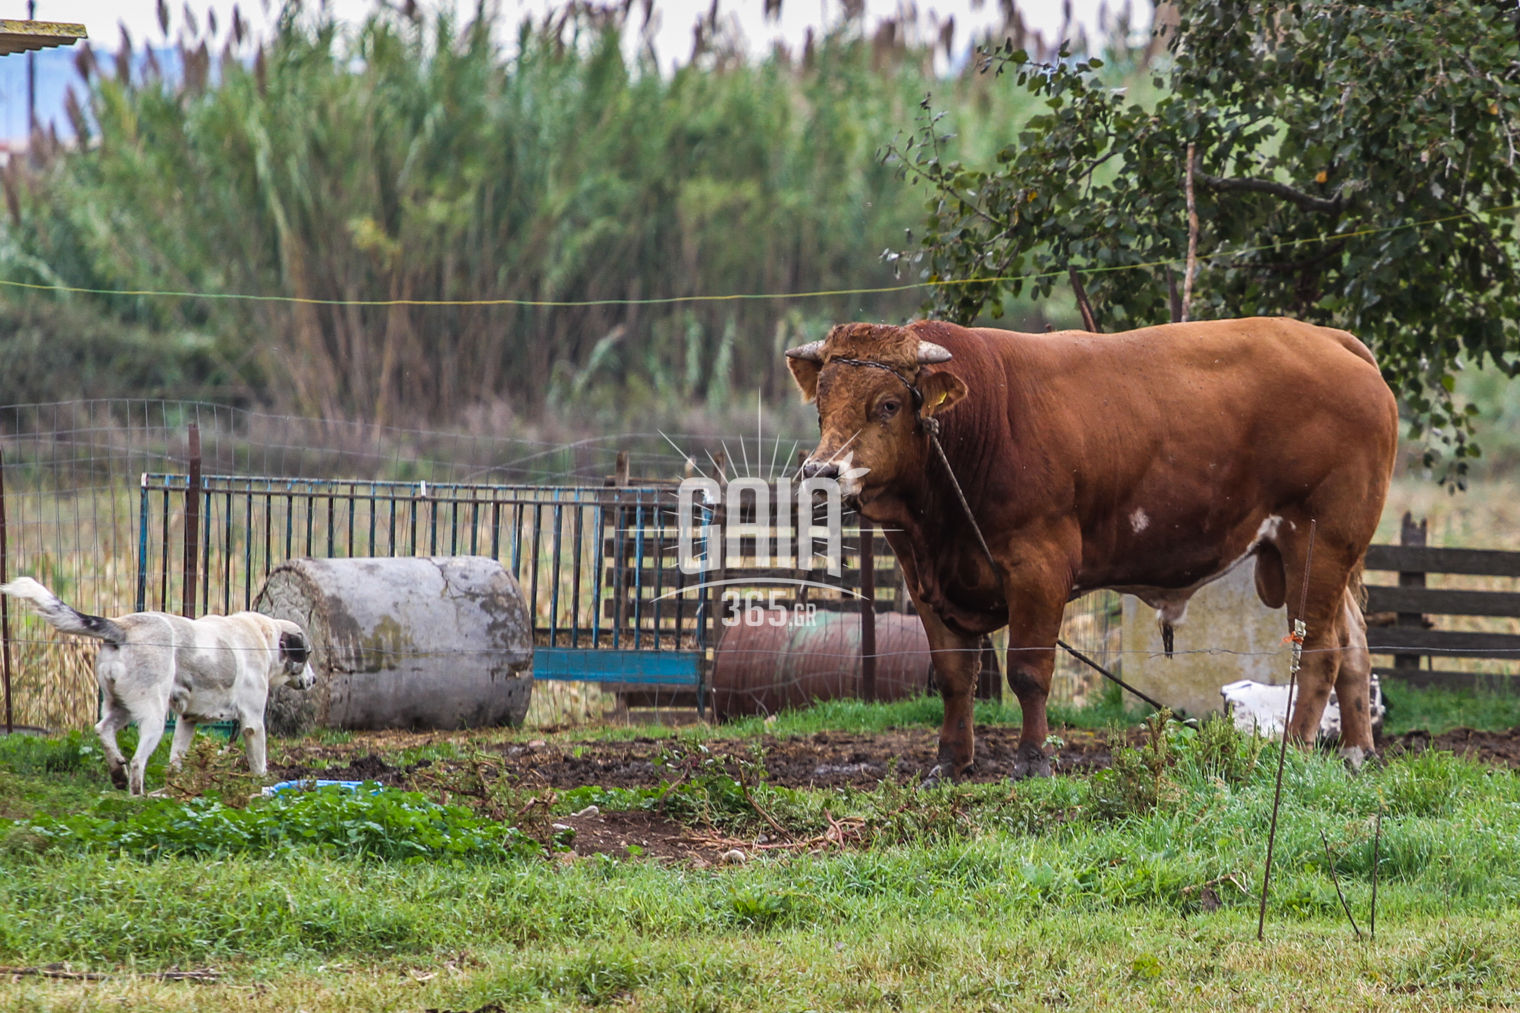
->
[919, 371, 967, 416]
[786, 355, 822, 402]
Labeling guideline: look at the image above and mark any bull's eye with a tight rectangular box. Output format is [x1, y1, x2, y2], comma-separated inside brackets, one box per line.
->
[878, 399, 901, 420]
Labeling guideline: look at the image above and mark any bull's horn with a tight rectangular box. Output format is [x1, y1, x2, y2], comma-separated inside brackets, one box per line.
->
[784, 340, 826, 362]
[917, 341, 952, 364]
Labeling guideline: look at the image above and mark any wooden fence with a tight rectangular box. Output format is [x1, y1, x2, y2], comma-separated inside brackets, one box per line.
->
[1365, 512, 1520, 690]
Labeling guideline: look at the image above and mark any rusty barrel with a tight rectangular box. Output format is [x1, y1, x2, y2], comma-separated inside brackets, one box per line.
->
[711, 609, 932, 720]
[256, 555, 533, 734]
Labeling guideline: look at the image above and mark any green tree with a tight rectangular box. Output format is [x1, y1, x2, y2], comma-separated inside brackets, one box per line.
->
[891, 0, 1520, 484]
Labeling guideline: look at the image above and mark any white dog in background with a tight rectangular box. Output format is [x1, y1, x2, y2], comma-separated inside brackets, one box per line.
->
[1221, 675, 1385, 742]
[1, 577, 316, 794]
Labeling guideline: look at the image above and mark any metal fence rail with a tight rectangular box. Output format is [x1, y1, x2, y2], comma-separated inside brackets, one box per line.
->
[136, 474, 713, 640]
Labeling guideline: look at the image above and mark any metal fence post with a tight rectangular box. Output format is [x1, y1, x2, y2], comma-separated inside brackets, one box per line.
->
[1, 447, 12, 734]
[181, 423, 201, 617]
[860, 522, 876, 702]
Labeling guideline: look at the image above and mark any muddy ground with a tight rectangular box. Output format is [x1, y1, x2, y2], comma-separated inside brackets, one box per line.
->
[270, 723, 1520, 863]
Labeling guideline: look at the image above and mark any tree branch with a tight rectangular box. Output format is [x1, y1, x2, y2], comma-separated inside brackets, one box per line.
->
[1068, 266, 1100, 331]
[1194, 172, 1346, 214]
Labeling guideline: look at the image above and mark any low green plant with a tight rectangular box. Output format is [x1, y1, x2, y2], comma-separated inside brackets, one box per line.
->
[1182, 714, 1268, 786]
[10, 785, 545, 863]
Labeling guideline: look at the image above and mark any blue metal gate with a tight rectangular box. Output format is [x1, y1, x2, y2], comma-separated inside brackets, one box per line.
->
[136, 475, 721, 710]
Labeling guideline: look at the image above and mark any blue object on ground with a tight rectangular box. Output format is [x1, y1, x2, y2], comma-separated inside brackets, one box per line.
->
[261, 779, 367, 796]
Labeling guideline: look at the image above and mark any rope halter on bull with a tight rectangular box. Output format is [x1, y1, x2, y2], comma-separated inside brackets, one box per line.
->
[785, 337, 1165, 711]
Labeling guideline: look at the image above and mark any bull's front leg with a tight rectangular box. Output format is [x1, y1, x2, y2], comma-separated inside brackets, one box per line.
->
[916, 606, 983, 784]
[1004, 592, 1069, 779]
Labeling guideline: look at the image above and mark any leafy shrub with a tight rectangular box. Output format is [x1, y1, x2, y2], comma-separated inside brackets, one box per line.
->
[10, 785, 544, 863]
[1183, 714, 1268, 786]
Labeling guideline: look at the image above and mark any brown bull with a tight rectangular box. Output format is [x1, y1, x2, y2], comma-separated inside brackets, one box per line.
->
[786, 317, 1399, 780]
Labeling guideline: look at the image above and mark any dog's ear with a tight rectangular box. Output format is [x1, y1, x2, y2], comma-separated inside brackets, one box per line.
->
[279, 630, 311, 667]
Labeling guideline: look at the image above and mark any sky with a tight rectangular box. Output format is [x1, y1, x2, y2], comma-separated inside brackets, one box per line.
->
[1, 0, 1139, 138]
[24, 0, 1130, 61]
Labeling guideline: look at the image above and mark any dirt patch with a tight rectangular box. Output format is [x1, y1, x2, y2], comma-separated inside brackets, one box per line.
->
[265, 723, 1520, 864]
[464, 725, 1127, 792]
[271, 723, 1520, 795]
[1383, 726, 1520, 767]
[550, 809, 729, 863]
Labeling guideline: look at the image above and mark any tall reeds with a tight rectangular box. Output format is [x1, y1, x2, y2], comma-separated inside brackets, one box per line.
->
[2, 3, 1048, 431]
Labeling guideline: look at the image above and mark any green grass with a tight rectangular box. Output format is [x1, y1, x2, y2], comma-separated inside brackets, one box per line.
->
[5, 697, 1520, 1010]
[713, 688, 1151, 741]
[4, 713, 1520, 1010]
[575, 677, 1518, 748]
[1381, 682, 1520, 736]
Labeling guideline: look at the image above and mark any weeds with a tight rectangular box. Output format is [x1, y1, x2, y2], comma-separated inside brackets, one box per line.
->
[1090, 710, 1187, 820]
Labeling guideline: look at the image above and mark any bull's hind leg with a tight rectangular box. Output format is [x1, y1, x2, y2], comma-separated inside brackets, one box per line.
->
[1331, 589, 1376, 765]
[1278, 532, 1369, 753]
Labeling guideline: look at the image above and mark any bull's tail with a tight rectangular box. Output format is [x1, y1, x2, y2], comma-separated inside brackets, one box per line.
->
[0, 577, 128, 646]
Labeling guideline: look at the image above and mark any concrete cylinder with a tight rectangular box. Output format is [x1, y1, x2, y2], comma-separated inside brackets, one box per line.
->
[256, 556, 533, 734]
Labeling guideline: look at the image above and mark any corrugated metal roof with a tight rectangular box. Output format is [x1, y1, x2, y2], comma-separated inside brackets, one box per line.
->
[0, 19, 86, 56]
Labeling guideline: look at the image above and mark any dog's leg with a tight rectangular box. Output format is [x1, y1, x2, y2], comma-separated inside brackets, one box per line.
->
[94, 705, 130, 791]
[128, 706, 168, 796]
[167, 714, 198, 771]
[240, 720, 269, 777]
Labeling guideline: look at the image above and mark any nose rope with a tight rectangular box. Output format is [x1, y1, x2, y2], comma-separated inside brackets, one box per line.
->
[816, 354, 1167, 712]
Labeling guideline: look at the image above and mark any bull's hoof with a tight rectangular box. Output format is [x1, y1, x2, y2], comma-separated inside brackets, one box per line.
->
[1340, 745, 1382, 773]
[921, 761, 975, 789]
[107, 764, 128, 790]
[1011, 743, 1052, 780]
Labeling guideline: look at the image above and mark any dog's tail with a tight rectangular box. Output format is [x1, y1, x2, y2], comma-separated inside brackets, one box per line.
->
[0, 577, 128, 646]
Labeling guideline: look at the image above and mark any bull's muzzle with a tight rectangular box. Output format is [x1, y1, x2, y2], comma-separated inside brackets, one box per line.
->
[799, 458, 840, 480]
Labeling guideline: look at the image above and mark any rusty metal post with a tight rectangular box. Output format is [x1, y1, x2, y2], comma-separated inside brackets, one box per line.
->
[860, 522, 877, 702]
[181, 423, 201, 618]
[1, 447, 12, 734]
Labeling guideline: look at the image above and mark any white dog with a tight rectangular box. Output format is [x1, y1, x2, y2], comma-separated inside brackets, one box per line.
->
[1220, 675, 1385, 742]
[1, 577, 316, 794]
